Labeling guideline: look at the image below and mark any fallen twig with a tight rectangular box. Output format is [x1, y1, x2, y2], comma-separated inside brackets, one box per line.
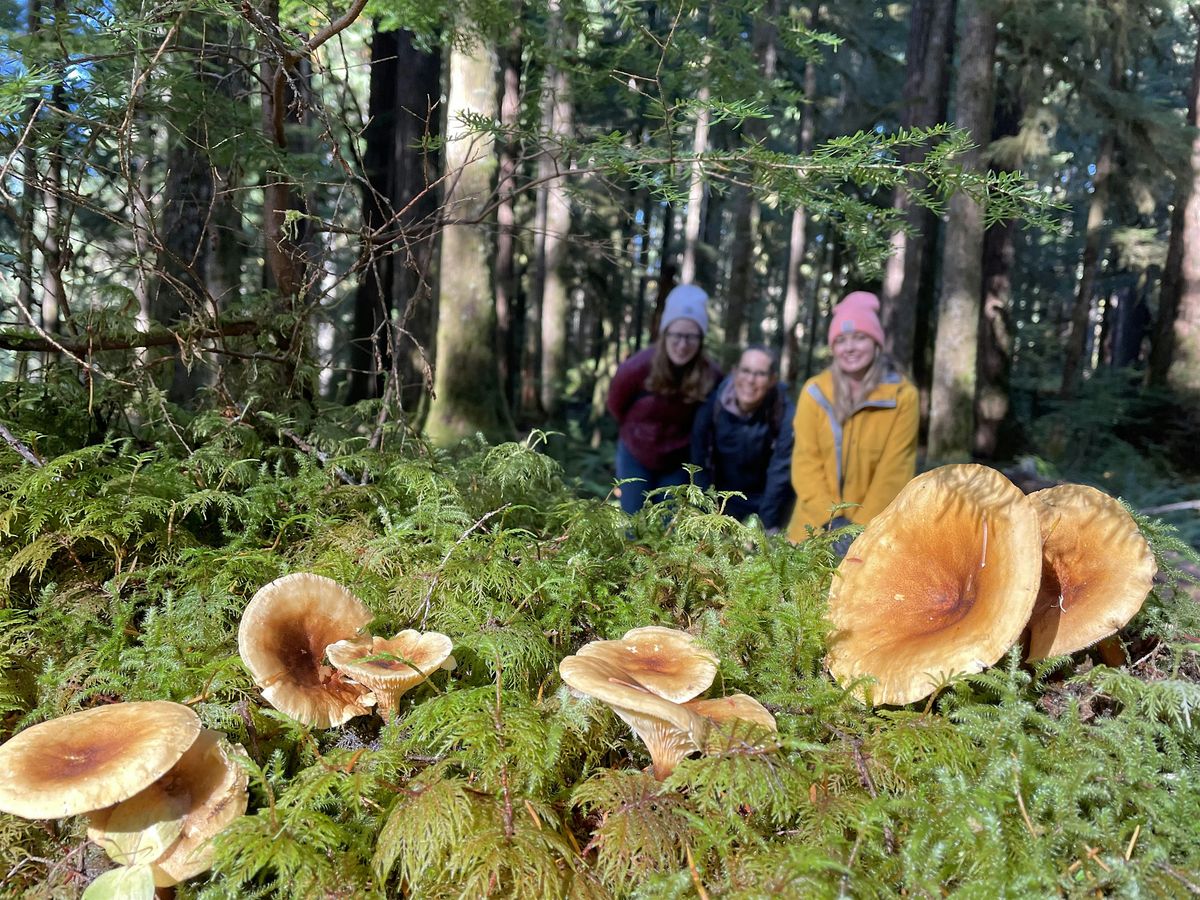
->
[0, 422, 43, 467]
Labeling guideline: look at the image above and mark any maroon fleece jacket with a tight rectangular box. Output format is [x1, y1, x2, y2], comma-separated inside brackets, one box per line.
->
[606, 347, 721, 472]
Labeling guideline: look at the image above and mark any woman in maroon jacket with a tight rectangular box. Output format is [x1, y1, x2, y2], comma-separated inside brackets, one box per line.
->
[606, 284, 721, 515]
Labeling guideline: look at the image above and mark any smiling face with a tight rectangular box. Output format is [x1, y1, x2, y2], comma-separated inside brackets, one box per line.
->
[662, 318, 704, 366]
[831, 330, 878, 380]
[733, 349, 776, 413]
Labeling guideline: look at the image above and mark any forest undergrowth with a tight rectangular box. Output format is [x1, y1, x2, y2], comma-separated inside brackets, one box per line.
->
[0, 379, 1199, 898]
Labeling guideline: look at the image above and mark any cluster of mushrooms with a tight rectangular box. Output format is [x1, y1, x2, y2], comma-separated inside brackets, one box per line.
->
[0, 701, 247, 894]
[826, 464, 1158, 706]
[0, 573, 457, 896]
[559, 626, 777, 779]
[237, 572, 456, 727]
[0, 479, 1152, 891]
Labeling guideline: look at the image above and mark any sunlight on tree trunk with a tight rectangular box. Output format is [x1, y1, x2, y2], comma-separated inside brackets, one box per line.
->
[681, 78, 710, 286]
[427, 43, 514, 446]
[540, 4, 574, 418]
[928, 0, 995, 461]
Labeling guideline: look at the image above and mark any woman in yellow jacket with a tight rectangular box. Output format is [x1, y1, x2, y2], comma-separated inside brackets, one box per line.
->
[787, 291, 919, 544]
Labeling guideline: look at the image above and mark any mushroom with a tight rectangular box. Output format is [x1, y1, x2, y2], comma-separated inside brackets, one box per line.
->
[87, 728, 249, 887]
[325, 629, 455, 719]
[238, 573, 375, 727]
[826, 464, 1042, 706]
[1025, 484, 1157, 659]
[0, 701, 201, 820]
[570, 626, 719, 703]
[559, 650, 711, 780]
[685, 694, 777, 732]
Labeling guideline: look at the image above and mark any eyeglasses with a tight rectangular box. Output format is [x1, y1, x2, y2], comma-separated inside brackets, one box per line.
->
[736, 367, 772, 379]
[664, 331, 703, 345]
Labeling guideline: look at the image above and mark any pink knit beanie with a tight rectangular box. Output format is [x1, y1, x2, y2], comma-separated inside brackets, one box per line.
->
[828, 291, 885, 347]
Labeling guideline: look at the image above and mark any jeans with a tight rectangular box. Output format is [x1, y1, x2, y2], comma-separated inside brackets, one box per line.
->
[615, 441, 691, 516]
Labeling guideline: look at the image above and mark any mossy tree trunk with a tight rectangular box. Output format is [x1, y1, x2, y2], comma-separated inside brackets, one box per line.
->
[426, 42, 514, 446]
[927, 0, 995, 461]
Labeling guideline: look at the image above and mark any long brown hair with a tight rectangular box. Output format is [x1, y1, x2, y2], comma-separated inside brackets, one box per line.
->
[830, 348, 897, 424]
[646, 332, 716, 404]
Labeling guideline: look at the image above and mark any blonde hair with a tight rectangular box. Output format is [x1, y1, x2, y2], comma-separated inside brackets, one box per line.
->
[646, 332, 716, 404]
[830, 347, 896, 424]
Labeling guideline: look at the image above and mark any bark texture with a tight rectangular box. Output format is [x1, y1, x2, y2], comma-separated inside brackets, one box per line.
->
[927, 0, 996, 461]
[427, 43, 514, 445]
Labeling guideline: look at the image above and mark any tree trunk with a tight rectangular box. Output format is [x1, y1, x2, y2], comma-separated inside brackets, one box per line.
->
[205, 21, 246, 319]
[973, 86, 1022, 459]
[153, 15, 217, 404]
[722, 8, 778, 348]
[879, 0, 956, 372]
[927, 0, 996, 461]
[18, 0, 42, 347]
[781, 5, 819, 386]
[680, 81, 710, 285]
[1059, 129, 1115, 396]
[427, 42, 513, 445]
[495, 21, 522, 408]
[348, 23, 400, 403]
[539, 6, 574, 418]
[349, 27, 442, 410]
[974, 218, 1016, 458]
[391, 31, 442, 416]
[1151, 9, 1200, 392]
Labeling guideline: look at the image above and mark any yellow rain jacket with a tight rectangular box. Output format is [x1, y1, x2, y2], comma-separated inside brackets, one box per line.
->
[786, 367, 919, 542]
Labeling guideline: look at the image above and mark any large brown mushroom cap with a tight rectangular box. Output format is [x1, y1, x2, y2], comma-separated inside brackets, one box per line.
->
[1026, 484, 1157, 659]
[0, 702, 201, 820]
[326, 629, 454, 717]
[88, 729, 249, 887]
[559, 651, 710, 779]
[572, 626, 719, 703]
[826, 464, 1042, 706]
[238, 573, 375, 728]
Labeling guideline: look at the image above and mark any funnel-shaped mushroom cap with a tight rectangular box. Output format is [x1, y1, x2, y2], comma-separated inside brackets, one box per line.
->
[326, 630, 454, 717]
[571, 626, 719, 703]
[1026, 484, 1157, 659]
[0, 702, 200, 819]
[826, 464, 1042, 706]
[238, 573, 374, 728]
[88, 729, 249, 887]
[685, 694, 777, 732]
[560, 651, 710, 779]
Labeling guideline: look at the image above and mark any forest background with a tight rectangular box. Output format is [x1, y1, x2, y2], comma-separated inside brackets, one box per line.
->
[3, 0, 1200, 896]
[2, 0, 1199, 532]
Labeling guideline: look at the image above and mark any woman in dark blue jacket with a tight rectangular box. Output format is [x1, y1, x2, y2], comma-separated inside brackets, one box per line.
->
[691, 346, 795, 531]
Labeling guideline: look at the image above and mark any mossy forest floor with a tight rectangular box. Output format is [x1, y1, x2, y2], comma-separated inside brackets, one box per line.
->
[1, 404, 1199, 898]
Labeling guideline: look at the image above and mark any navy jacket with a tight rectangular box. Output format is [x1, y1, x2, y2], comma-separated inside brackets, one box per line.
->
[690, 378, 796, 529]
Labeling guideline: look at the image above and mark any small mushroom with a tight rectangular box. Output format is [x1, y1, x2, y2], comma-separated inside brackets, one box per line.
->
[570, 626, 719, 703]
[87, 728, 249, 887]
[560, 651, 710, 779]
[1025, 484, 1158, 659]
[238, 573, 375, 727]
[685, 694, 777, 732]
[0, 701, 201, 820]
[826, 464, 1042, 706]
[325, 629, 454, 719]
